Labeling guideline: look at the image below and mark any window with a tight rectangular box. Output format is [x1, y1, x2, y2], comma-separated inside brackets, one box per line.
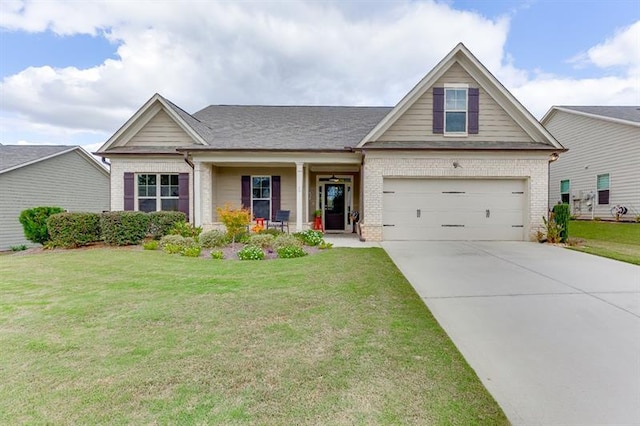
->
[251, 176, 271, 219]
[597, 174, 610, 205]
[560, 180, 570, 204]
[445, 87, 468, 133]
[137, 174, 179, 212]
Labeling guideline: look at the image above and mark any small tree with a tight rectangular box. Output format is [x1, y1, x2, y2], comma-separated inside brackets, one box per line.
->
[19, 206, 65, 244]
[552, 203, 570, 243]
[216, 203, 251, 245]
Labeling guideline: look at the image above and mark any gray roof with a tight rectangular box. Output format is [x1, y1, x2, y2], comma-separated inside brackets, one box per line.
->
[560, 106, 640, 124]
[190, 105, 392, 150]
[0, 145, 75, 173]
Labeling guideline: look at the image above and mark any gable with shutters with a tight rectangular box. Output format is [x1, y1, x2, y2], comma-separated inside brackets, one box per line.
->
[376, 62, 532, 143]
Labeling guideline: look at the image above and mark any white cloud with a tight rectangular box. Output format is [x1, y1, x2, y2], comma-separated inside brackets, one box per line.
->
[570, 21, 640, 71]
[0, 0, 638, 145]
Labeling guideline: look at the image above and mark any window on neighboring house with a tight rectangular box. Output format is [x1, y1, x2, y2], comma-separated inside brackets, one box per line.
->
[251, 176, 271, 219]
[137, 174, 179, 212]
[597, 174, 610, 205]
[560, 180, 570, 204]
[445, 87, 468, 133]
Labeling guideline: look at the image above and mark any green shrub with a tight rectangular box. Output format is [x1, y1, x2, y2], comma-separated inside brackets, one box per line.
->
[294, 229, 324, 246]
[210, 249, 224, 260]
[47, 212, 102, 248]
[277, 246, 307, 259]
[19, 206, 65, 244]
[552, 203, 570, 243]
[318, 241, 333, 250]
[160, 234, 186, 248]
[10, 245, 27, 252]
[101, 211, 149, 246]
[148, 211, 186, 239]
[143, 240, 159, 250]
[236, 232, 251, 244]
[237, 245, 264, 260]
[163, 243, 183, 254]
[169, 221, 202, 238]
[261, 228, 283, 237]
[180, 245, 202, 257]
[273, 234, 303, 250]
[248, 233, 275, 249]
[199, 229, 228, 248]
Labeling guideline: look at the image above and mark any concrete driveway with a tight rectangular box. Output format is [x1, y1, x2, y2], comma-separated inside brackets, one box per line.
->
[382, 241, 640, 425]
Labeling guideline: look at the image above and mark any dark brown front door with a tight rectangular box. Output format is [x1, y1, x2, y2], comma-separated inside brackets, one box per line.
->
[324, 184, 345, 230]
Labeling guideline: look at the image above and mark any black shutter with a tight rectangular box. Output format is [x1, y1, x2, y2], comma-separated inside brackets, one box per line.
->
[433, 87, 444, 134]
[468, 88, 479, 134]
[178, 173, 189, 220]
[124, 172, 134, 211]
[271, 176, 281, 221]
[241, 175, 251, 209]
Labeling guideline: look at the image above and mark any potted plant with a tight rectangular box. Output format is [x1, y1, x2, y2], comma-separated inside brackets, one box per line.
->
[314, 209, 322, 218]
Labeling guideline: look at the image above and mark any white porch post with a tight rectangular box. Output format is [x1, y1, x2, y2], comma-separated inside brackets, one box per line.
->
[304, 164, 309, 223]
[193, 161, 202, 226]
[296, 162, 304, 232]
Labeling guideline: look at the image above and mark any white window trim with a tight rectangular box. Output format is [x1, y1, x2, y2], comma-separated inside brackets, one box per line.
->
[560, 179, 570, 203]
[136, 173, 179, 212]
[596, 173, 610, 205]
[251, 175, 272, 219]
[443, 83, 469, 136]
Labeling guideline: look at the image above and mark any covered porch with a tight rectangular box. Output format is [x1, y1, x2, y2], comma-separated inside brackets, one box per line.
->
[188, 151, 363, 234]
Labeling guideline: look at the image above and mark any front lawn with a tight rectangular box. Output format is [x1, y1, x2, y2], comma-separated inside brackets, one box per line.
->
[0, 248, 507, 424]
[568, 220, 640, 265]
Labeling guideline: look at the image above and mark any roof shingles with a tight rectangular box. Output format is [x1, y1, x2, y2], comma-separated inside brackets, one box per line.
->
[0, 145, 75, 173]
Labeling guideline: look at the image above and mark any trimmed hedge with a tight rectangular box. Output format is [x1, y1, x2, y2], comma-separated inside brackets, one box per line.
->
[148, 211, 187, 239]
[101, 211, 149, 246]
[19, 206, 65, 244]
[47, 212, 102, 248]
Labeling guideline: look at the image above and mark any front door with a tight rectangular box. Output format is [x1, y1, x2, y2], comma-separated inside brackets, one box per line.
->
[324, 184, 345, 230]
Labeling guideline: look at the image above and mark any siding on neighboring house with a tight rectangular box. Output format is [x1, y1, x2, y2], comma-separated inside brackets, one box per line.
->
[0, 150, 109, 249]
[128, 109, 195, 147]
[109, 157, 192, 211]
[546, 110, 640, 219]
[378, 63, 532, 143]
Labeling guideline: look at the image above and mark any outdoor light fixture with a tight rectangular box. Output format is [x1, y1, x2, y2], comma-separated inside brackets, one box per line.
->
[329, 175, 340, 182]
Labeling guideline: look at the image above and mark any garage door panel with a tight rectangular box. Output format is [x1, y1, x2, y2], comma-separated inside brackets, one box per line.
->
[382, 178, 526, 241]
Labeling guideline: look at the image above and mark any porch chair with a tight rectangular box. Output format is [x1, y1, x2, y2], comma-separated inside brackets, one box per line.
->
[268, 210, 290, 233]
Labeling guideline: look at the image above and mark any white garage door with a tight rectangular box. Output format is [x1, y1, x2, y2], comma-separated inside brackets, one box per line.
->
[383, 178, 526, 241]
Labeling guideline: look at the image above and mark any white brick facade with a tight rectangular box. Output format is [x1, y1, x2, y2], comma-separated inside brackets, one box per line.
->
[110, 157, 193, 212]
[360, 152, 550, 241]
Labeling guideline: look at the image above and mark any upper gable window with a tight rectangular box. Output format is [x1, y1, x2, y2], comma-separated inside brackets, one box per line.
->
[433, 85, 478, 135]
[445, 86, 468, 133]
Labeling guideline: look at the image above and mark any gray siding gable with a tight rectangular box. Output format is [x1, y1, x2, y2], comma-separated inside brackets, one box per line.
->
[0, 149, 110, 250]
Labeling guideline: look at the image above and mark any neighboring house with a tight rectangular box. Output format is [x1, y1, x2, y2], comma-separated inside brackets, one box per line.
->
[0, 145, 110, 249]
[542, 106, 640, 220]
[96, 43, 563, 242]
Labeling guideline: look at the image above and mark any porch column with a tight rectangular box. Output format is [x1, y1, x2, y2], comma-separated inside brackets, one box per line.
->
[296, 162, 304, 232]
[304, 164, 309, 223]
[193, 161, 202, 226]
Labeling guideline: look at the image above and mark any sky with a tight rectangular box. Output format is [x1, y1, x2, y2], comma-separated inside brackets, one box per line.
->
[0, 0, 638, 154]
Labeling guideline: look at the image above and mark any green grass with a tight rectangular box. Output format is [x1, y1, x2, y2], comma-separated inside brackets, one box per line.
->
[568, 220, 640, 265]
[0, 248, 507, 425]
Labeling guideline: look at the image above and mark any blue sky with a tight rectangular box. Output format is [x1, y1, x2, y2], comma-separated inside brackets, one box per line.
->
[0, 0, 638, 152]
